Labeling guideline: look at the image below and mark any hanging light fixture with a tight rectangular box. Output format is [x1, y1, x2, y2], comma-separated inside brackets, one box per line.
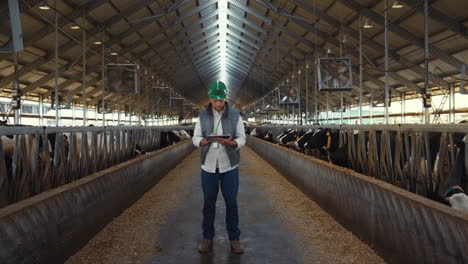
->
[94, 41, 102, 45]
[326, 46, 332, 54]
[392, 1, 404, 8]
[110, 52, 118, 56]
[70, 25, 80, 29]
[39, 0, 50, 10]
[363, 19, 373, 29]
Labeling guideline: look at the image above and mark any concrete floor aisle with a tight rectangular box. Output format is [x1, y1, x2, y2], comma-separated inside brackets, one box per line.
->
[67, 147, 385, 264]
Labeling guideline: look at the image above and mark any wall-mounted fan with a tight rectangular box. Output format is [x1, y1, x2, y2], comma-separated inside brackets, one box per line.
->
[51, 90, 71, 110]
[372, 90, 392, 107]
[278, 85, 299, 104]
[254, 100, 266, 115]
[97, 100, 113, 114]
[106, 64, 139, 94]
[317, 58, 353, 92]
[264, 92, 279, 111]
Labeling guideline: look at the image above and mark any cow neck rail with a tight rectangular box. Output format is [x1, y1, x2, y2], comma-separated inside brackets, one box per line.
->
[0, 125, 195, 136]
[248, 124, 468, 133]
[246, 135, 468, 264]
[247, 125, 468, 208]
[0, 126, 194, 207]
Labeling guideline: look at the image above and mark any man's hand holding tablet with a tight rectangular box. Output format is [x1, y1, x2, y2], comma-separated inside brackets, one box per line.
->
[206, 134, 231, 142]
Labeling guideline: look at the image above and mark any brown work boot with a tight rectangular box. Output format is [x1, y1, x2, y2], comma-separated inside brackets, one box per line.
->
[197, 239, 212, 253]
[230, 240, 244, 254]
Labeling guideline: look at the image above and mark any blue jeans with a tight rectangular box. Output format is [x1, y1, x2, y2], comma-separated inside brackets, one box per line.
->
[201, 167, 240, 241]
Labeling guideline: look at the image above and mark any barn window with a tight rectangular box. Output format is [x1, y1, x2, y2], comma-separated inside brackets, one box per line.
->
[21, 105, 33, 113]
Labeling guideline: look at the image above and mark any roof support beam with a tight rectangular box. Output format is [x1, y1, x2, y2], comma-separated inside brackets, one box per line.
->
[251, 0, 423, 96]
[333, 0, 466, 71]
[292, 0, 450, 91]
[398, 0, 468, 40]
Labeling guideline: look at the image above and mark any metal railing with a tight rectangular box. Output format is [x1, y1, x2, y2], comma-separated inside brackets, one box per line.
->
[248, 124, 468, 201]
[0, 125, 193, 208]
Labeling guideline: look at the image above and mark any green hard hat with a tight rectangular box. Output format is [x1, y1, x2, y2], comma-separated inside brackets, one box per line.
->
[208, 81, 227, 99]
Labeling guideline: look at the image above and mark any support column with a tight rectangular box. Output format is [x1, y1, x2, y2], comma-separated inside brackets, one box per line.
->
[138, 87, 142, 125]
[401, 93, 405, 124]
[94, 105, 98, 125]
[72, 100, 76, 126]
[340, 94, 344, 125]
[384, 0, 390, 125]
[54, 0, 60, 126]
[424, 0, 430, 124]
[292, 103, 295, 124]
[370, 88, 374, 124]
[145, 70, 149, 127]
[111, 102, 114, 126]
[340, 28, 344, 125]
[117, 104, 121, 125]
[82, 13, 87, 126]
[348, 103, 351, 124]
[359, 15, 364, 125]
[13, 52, 20, 125]
[449, 83, 455, 123]
[314, 58, 318, 125]
[39, 94, 44, 126]
[129, 99, 132, 126]
[305, 61, 309, 125]
[298, 69, 302, 125]
[326, 93, 329, 124]
[101, 39, 106, 127]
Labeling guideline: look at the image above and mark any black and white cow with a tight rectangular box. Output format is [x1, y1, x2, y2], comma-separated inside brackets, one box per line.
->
[277, 129, 304, 146]
[442, 135, 468, 213]
[263, 131, 274, 143]
[160, 131, 183, 148]
[295, 129, 314, 149]
[294, 128, 350, 167]
[250, 128, 272, 141]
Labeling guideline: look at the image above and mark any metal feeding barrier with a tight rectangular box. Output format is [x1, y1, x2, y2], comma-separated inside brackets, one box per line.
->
[0, 125, 193, 208]
[249, 124, 468, 201]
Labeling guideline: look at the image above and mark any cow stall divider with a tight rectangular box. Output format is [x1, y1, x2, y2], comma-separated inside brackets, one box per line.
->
[0, 136, 195, 264]
[249, 124, 468, 201]
[247, 135, 468, 264]
[0, 125, 193, 208]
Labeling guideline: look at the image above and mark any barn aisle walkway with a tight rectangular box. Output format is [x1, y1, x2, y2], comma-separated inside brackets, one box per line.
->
[66, 147, 385, 264]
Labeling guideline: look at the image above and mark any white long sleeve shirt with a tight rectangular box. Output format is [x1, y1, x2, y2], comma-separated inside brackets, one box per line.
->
[192, 108, 246, 173]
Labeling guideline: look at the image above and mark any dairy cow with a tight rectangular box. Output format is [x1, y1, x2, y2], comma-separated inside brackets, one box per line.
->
[442, 135, 468, 213]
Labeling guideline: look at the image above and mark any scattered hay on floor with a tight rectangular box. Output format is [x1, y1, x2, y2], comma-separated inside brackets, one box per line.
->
[66, 152, 198, 264]
[242, 147, 386, 264]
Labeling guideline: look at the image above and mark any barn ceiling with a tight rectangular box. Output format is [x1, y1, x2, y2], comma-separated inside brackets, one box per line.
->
[0, 0, 468, 114]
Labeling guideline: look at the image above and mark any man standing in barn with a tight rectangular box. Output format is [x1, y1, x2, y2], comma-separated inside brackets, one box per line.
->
[192, 81, 246, 254]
